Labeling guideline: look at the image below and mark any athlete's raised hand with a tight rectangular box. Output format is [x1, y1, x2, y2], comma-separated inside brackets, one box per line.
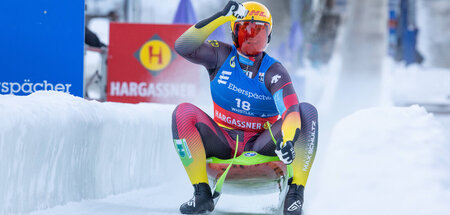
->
[222, 1, 248, 19]
[275, 138, 295, 165]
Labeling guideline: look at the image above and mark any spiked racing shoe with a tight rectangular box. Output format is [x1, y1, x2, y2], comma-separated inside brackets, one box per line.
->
[283, 184, 304, 215]
[180, 183, 214, 214]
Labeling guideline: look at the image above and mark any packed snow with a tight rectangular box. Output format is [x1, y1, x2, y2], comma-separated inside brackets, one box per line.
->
[1, 89, 449, 215]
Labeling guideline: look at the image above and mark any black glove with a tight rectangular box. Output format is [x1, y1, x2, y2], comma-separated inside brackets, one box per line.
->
[275, 138, 295, 165]
[221, 1, 248, 19]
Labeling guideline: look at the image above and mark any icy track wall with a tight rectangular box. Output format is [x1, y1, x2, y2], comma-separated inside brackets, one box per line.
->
[327, 0, 387, 121]
[0, 92, 177, 215]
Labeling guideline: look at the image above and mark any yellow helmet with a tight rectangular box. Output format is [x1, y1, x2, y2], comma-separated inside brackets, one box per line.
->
[230, 1, 273, 56]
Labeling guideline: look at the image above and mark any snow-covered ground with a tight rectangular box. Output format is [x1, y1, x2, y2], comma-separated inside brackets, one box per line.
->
[1, 89, 449, 215]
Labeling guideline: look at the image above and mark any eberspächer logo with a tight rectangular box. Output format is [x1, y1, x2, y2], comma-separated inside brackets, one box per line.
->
[134, 34, 175, 76]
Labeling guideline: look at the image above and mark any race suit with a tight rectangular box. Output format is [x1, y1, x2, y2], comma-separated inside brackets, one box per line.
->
[172, 12, 318, 188]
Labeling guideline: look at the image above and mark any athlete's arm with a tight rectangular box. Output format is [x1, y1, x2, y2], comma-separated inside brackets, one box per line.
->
[265, 63, 301, 144]
[174, 1, 247, 71]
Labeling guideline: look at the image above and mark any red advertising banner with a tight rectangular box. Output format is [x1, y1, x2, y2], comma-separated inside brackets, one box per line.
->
[107, 23, 207, 104]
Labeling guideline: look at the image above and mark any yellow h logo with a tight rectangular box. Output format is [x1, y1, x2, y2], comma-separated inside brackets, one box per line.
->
[135, 35, 174, 76]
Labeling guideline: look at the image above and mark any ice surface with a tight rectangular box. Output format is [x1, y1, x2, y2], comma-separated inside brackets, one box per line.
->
[1, 91, 448, 215]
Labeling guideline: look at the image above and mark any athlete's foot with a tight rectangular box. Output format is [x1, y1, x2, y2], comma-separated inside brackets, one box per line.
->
[283, 184, 304, 215]
[180, 183, 214, 214]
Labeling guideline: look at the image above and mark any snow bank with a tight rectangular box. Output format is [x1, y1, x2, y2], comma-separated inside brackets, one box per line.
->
[309, 105, 450, 215]
[0, 92, 177, 215]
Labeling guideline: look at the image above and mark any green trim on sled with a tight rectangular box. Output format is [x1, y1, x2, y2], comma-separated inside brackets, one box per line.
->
[206, 152, 293, 178]
[207, 152, 279, 165]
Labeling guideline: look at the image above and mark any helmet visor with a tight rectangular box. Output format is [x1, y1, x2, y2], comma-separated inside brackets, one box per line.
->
[235, 21, 270, 56]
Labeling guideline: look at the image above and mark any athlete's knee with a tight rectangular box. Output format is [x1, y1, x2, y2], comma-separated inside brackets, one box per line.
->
[172, 103, 198, 120]
[299, 102, 317, 112]
[174, 102, 197, 112]
[299, 102, 318, 119]
[172, 103, 200, 136]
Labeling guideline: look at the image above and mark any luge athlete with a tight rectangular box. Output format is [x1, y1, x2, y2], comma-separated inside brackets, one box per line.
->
[171, 1, 318, 214]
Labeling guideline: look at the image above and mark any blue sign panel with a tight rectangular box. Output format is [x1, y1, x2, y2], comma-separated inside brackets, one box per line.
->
[0, 0, 85, 96]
